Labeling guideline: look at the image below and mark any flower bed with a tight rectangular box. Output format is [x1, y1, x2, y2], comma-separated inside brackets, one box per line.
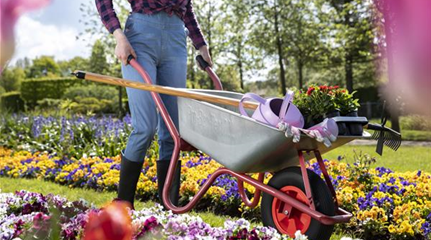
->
[0, 190, 303, 240]
[1, 148, 430, 239]
[0, 114, 132, 159]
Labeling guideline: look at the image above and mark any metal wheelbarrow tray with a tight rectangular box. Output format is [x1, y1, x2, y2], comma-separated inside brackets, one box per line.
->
[179, 89, 371, 173]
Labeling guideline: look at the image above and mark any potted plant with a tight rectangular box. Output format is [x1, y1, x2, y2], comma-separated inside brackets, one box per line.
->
[332, 88, 362, 135]
[294, 85, 338, 128]
[294, 85, 362, 135]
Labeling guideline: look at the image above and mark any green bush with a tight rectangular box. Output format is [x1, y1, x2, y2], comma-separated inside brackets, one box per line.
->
[21, 78, 82, 108]
[62, 84, 119, 114]
[400, 115, 431, 131]
[1, 91, 24, 112]
[35, 98, 63, 112]
[63, 84, 118, 100]
[0, 86, 5, 106]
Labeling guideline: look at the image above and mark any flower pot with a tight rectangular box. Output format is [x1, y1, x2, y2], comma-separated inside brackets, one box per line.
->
[303, 115, 315, 129]
[325, 110, 347, 135]
[346, 111, 363, 136]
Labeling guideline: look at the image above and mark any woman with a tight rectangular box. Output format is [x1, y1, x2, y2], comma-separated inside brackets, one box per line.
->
[95, 0, 212, 209]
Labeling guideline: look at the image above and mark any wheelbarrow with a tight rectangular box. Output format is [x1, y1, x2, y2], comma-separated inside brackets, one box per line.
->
[73, 55, 401, 240]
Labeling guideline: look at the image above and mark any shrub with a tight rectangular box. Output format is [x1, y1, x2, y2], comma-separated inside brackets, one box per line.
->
[21, 78, 81, 108]
[62, 84, 120, 114]
[400, 115, 431, 131]
[0, 91, 25, 112]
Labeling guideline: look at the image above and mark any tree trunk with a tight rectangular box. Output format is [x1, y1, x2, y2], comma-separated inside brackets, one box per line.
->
[345, 53, 353, 92]
[391, 112, 401, 133]
[274, 0, 287, 95]
[237, 41, 244, 90]
[298, 60, 303, 89]
[344, 10, 354, 92]
[207, 1, 214, 90]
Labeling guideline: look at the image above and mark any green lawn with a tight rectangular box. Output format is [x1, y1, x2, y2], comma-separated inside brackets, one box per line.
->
[323, 145, 431, 173]
[402, 130, 431, 141]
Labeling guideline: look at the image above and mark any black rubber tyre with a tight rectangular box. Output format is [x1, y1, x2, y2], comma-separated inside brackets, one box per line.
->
[261, 167, 335, 240]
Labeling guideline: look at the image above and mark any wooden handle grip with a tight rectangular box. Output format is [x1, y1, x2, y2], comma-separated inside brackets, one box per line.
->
[73, 70, 259, 110]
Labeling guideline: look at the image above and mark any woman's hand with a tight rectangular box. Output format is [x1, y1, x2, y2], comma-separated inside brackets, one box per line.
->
[113, 29, 137, 65]
[198, 45, 213, 68]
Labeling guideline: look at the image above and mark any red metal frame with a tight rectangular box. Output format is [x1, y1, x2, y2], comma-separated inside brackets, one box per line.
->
[129, 59, 352, 227]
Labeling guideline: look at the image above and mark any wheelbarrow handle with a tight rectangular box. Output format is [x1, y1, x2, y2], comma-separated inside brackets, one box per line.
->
[72, 70, 259, 110]
[196, 55, 210, 69]
[196, 55, 223, 91]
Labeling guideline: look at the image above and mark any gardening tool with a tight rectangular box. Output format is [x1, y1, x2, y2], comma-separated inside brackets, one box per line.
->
[72, 70, 259, 110]
[330, 115, 401, 154]
[366, 102, 401, 155]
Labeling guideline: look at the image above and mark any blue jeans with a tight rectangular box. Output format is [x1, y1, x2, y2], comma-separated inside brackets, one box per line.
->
[122, 12, 187, 163]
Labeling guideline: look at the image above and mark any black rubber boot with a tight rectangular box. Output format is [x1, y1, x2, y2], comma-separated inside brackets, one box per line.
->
[117, 152, 144, 209]
[157, 160, 181, 208]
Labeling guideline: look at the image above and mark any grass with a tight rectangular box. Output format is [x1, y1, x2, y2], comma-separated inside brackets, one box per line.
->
[402, 130, 431, 141]
[323, 145, 431, 173]
[369, 117, 431, 141]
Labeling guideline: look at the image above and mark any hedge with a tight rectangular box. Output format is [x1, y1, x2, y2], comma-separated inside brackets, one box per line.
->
[20, 78, 83, 109]
[1, 91, 25, 112]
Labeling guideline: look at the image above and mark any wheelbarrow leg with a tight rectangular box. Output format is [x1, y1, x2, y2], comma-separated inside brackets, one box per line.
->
[314, 150, 339, 208]
[237, 173, 265, 208]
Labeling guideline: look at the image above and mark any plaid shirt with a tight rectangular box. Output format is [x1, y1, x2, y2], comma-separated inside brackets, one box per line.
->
[95, 0, 207, 49]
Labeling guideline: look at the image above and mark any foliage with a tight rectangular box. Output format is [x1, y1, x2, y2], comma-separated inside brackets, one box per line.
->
[0, 91, 25, 112]
[0, 86, 4, 106]
[58, 56, 90, 77]
[293, 85, 360, 123]
[62, 84, 119, 114]
[20, 78, 81, 109]
[400, 115, 431, 131]
[88, 40, 110, 75]
[332, 88, 361, 115]
[28, 56, 61, 78]
[0, 67, 25, 92]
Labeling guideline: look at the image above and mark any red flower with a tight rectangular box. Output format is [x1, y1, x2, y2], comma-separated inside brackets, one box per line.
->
[307, 87, 315, 95]
[83, 202, 132, 240]
[319, 85, 328, 91]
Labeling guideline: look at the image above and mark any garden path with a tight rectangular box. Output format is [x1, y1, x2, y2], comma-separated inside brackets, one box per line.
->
[349, 139, 431, 147]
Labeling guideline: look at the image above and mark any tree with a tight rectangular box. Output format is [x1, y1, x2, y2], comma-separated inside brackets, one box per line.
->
[89, 40, 109, 75]
[281, 0, 327, 89]
[28, 56, 61, 78]
[219, 0, 265, 91]
[328, 0, 375, 92]
[0, 67, 25, 92]
[251, 0, 295, 95]
[58, 57, 90, 77]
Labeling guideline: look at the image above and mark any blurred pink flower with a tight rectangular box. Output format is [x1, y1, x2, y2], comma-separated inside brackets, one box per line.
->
[83, 201, 133, 240]
[376, 0, 431, 117]
[0, 0, 50, 71]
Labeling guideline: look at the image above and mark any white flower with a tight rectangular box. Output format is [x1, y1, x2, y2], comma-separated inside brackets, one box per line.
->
[294, 230, 308, 240]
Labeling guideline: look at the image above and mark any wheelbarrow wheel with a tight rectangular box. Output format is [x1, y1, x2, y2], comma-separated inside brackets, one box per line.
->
[261, 167, 335, 240]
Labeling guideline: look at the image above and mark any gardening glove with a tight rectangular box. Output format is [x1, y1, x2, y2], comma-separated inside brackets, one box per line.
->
[278, 122, 301, 143]
[301, 128, 332, 147]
